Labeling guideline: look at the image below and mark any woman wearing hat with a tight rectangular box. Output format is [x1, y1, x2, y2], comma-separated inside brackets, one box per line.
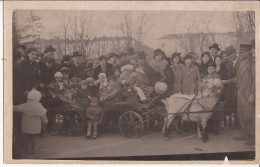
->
[199, 51, 212, 79]
[209, 43, 220, 61]
[179, 54, 201, 95]
[170, 52, 183, 94]
[146, 49, 174, 97]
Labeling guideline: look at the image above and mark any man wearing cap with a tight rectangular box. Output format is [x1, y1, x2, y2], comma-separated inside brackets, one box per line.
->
[43, 45, 56, 59]
[223, 44, 255, 145]
[70, 51, 86, 79]
[209, 43, 220, 62]
[39, 57, 59, 89]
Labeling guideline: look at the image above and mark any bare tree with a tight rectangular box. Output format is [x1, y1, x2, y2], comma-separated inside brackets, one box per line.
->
[61, 13, 71, 55]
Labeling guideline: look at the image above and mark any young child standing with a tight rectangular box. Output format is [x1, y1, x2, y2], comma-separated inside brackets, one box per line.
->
[13, 90, 48, 154]
[85, 97, 103, 139]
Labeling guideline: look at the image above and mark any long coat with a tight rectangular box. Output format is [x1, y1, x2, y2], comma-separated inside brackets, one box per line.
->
[236, 55, 255, 137]
[171, 64, 183, 94]
[20, 60, 40, 91]
[70, 62, 86, 79]
[180, 64, 201, 95]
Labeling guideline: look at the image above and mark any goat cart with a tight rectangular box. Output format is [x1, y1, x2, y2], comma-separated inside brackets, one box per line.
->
[103, 88, 174, 139]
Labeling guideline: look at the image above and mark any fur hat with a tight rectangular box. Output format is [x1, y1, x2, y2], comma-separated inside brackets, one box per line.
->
[27, 90, 42, 102]
[60, 67, 71, 74]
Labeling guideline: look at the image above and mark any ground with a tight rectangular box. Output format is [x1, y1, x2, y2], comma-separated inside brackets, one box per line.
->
[13, 128, 254, 159]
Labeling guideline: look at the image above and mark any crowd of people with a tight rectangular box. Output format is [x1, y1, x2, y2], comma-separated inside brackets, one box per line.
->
[13, 40, 255, 154]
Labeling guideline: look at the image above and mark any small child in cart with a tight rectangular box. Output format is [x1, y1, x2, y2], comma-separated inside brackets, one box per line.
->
[13, 90, 48, 154]
[85, 97, 103, 139]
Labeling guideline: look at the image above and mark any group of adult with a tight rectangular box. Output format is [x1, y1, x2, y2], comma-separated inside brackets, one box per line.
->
[13, 39, 255, 145]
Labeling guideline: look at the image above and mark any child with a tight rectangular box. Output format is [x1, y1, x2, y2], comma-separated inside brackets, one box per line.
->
[85, 97, 103, 139]
[86, 77, 99, 97]
[13, 90, 48, 154]
[48, 72, 72, 100]
[118, 64, 149, 103]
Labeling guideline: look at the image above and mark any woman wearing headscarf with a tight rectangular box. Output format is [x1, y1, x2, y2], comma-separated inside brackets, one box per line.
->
[146, 49, 174, 97]
[170, 52, 184, 94]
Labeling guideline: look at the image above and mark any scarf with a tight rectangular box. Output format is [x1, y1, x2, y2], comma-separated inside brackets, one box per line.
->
[149, 59, 168, 76]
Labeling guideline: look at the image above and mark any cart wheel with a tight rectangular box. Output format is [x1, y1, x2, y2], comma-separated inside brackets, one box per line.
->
[53, 105, 85, 136]
[119, 111, 144, 138]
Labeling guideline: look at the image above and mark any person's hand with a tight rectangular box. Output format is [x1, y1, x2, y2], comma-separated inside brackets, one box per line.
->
[248, 94, 255, 104]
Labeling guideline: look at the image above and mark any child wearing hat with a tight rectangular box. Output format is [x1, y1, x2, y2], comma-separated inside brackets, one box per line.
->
[13, 90, 48, 154]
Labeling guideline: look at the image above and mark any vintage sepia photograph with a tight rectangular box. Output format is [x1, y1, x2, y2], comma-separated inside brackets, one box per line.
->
[10, 7, 256, 161]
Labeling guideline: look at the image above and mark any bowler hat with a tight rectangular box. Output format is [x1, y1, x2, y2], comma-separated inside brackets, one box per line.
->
[44, 45, 56, 53]
[209, 43, 220, 51]
[127, 47, 135, 55]
[239, 44, 252, 53]
[171, 52, 181, 59]
[207, 62, 216, 68]
[225, 45, 236, 55]
[72, 51, 82, 57]
[154, 81, 168, 95]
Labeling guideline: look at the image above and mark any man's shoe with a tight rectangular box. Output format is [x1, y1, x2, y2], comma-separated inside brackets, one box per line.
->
[233, 134, 248, 141]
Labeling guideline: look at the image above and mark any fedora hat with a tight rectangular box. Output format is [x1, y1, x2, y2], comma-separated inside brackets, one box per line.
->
[72, 51, 82, 57]
[44, 45, 56, 53]
[209, 43, 220, 51]
[154, 81, 168, 95]
[225, 45, 236, 55]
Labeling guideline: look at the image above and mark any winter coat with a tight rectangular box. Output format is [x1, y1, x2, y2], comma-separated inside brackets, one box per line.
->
[134, 68, 153, 97]
[216, 63, 227, 80]
[20, 60, 40, 91]
[171, 64, 183, 94]
[180, 64, 201, 95]
[86, 105, 103, 122]
[70, 62, 86, 79]
[14, 101, 48, 134]
[40, 64, 59, 87]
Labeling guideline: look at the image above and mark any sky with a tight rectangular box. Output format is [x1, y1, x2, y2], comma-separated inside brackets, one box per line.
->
[15, 10, 237, 49]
